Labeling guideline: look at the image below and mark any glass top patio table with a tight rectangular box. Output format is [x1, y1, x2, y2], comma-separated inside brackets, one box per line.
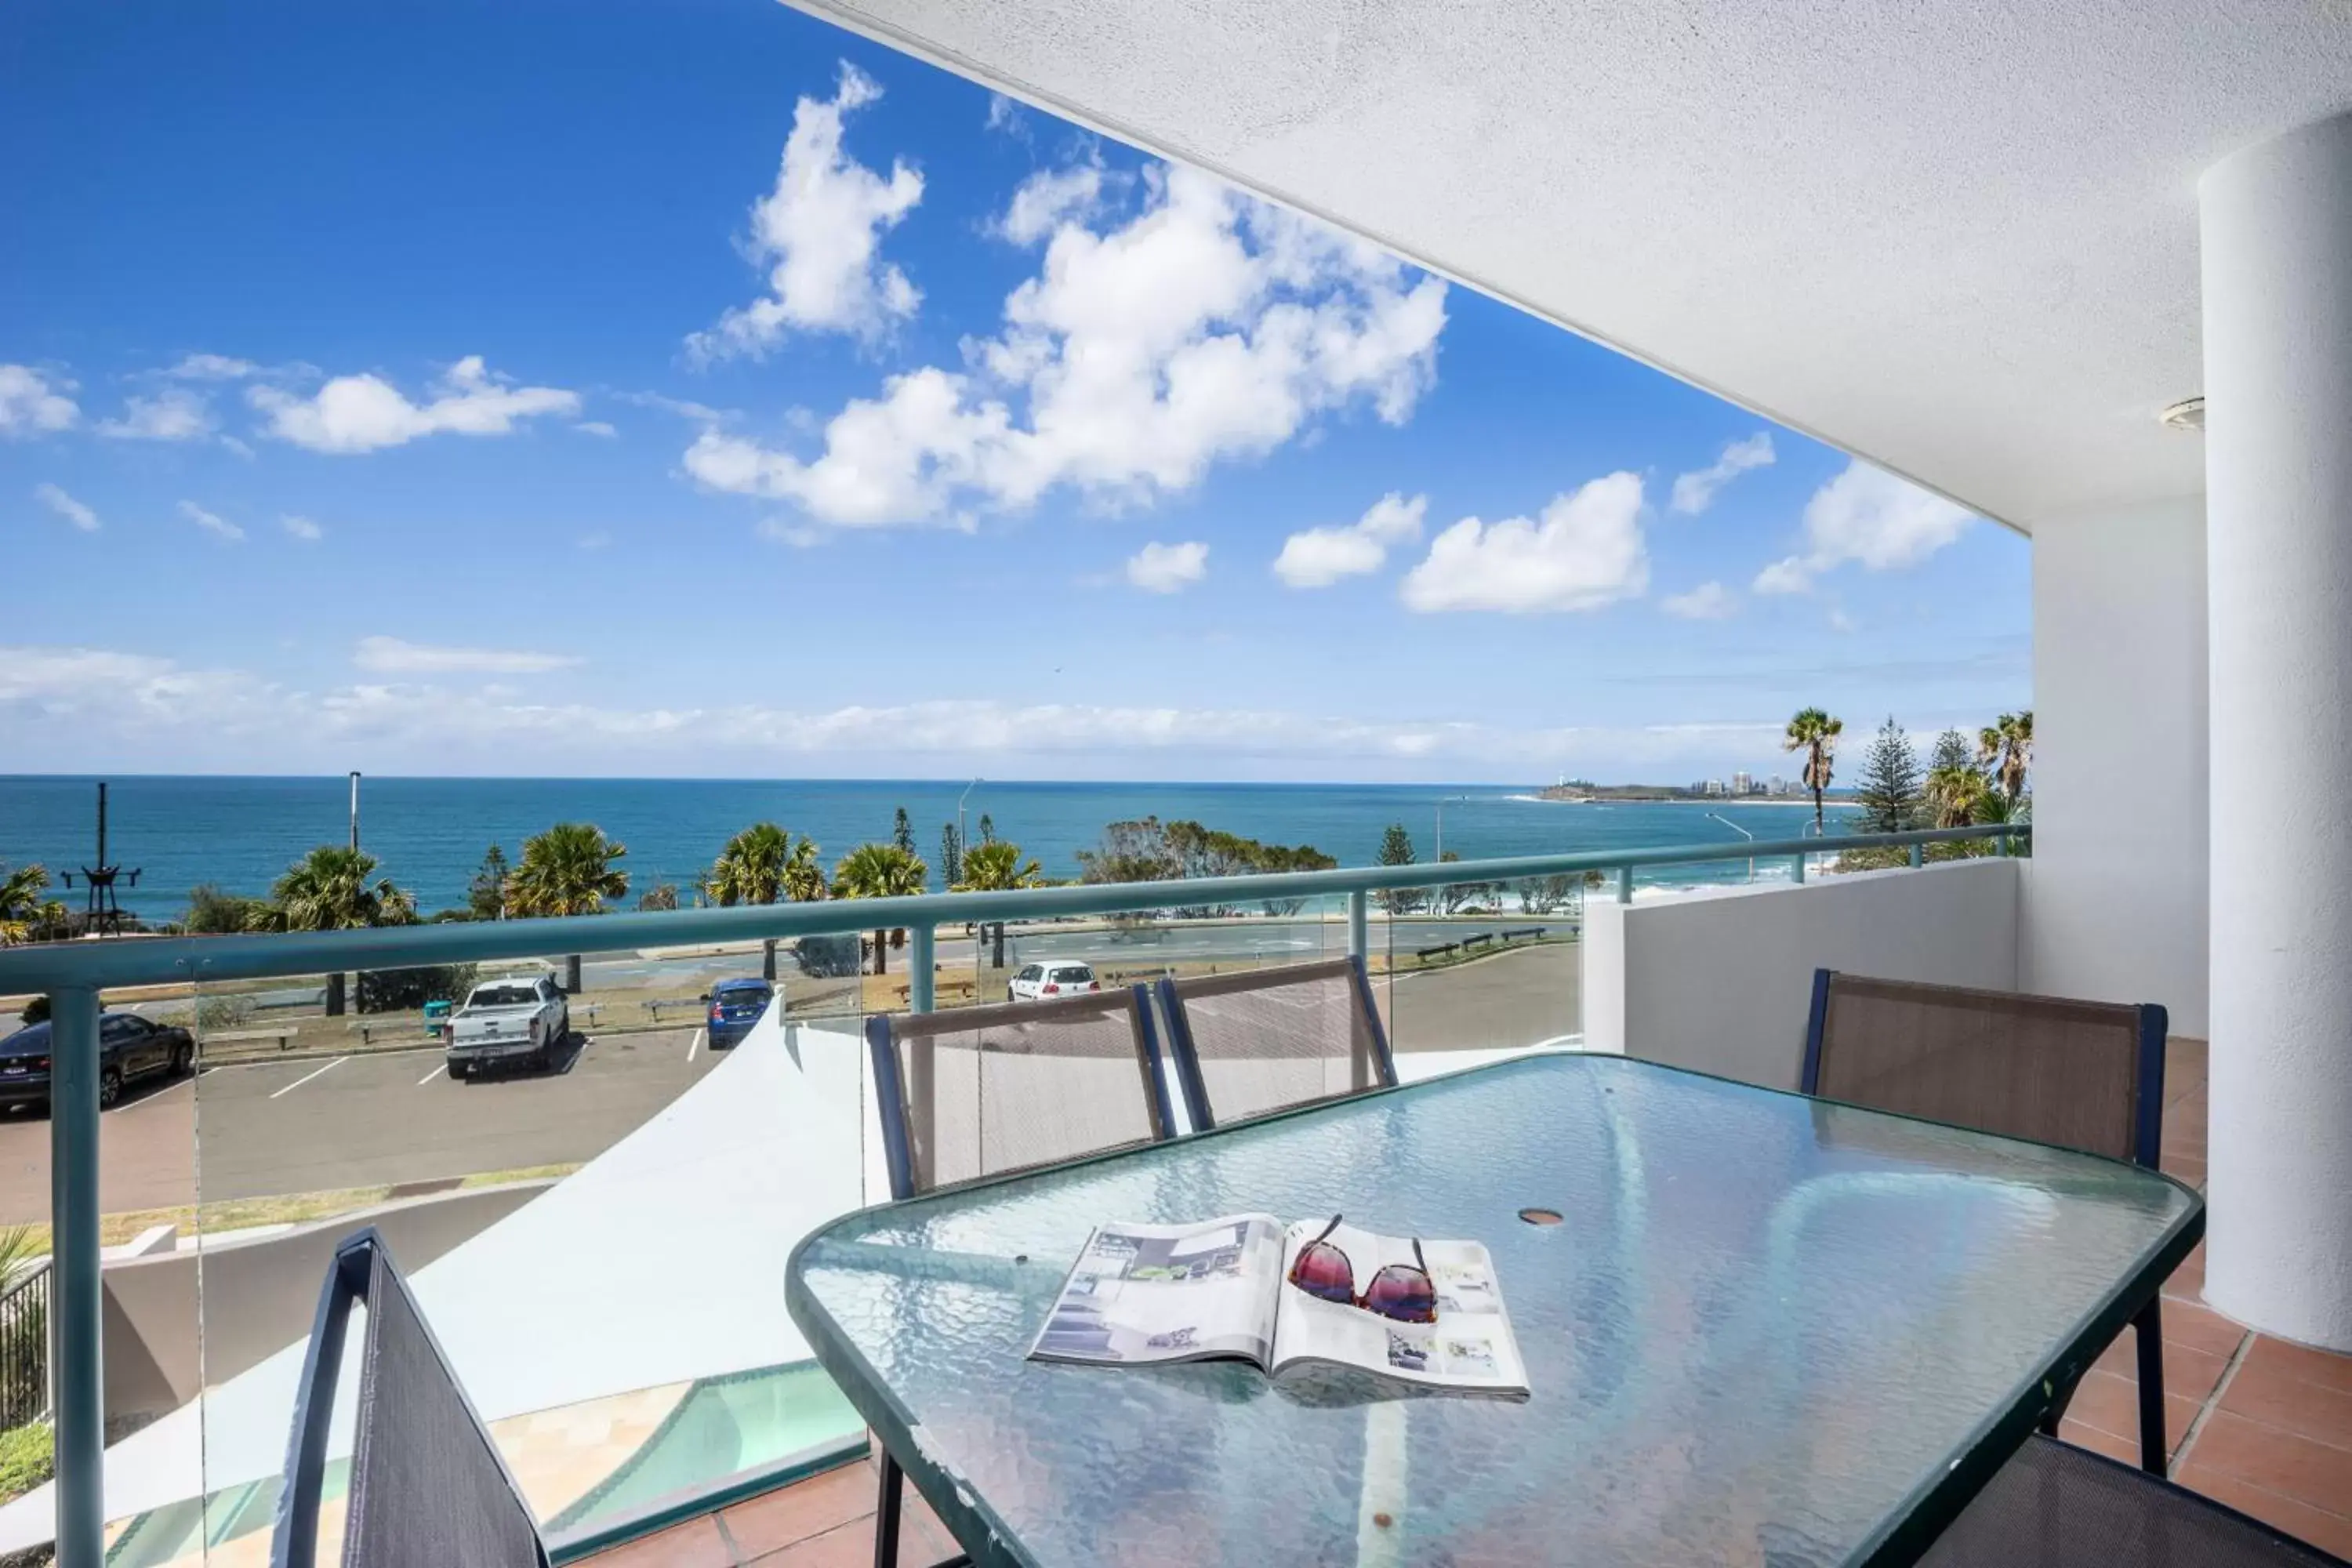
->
[786, 1052, 2201, 1568]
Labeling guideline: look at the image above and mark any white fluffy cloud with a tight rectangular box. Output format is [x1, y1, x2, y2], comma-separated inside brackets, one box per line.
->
[1661, 581, 1737, 619]
[352, 636, 582, 675]
[0, 639, 1806, 776]
[688, 62, 922, 357]
[0, 365, 78, 435]
[249, 356, 581, 454]
[99, 388, 213, 441]
[1751, 459, 1975, 593]
[1124, 539, 1208, 593]
[179, 500, 245, 541]
[997, 164, 1103, 245]
[281, 514, 324, 541]
[1401, 472, 1649, 614]
[1272, 492, 1426, 587]
[34, 483, 99, 532]
[165, 353, 260, 380]
[688, 165, 1446, 530]
[1671, 432, 1774, 514]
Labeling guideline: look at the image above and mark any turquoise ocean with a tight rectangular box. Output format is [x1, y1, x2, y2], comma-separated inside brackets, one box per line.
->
[0, 776, 1858, 922]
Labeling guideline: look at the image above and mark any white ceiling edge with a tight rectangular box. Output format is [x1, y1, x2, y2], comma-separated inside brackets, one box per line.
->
[778, 1, 2352, 538]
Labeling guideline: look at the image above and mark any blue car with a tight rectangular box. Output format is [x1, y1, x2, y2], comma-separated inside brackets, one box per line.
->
[705, 978, 775, 1048]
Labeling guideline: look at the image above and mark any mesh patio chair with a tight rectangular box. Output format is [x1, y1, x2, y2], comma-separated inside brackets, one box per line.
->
[271, 1228, 547, 1568]
[1919, 1432, 2350, 1566]
[1155, 955, 1396, 1132]
[863, 986, 1177, 1566]
[1802, 969, 2172, 1473]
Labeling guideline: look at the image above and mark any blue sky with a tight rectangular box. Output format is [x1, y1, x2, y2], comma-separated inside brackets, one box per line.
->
[0, 0, 2028, 783]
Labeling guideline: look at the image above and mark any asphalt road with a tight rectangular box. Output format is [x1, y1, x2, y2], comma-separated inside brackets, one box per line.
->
[0, 942, 1581, 1225]
[0, 1025, 725, 1224]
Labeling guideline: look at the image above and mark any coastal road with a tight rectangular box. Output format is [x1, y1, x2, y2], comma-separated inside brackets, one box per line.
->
[941, 916, 1564, 973]
[0, 943, 1581, 1223]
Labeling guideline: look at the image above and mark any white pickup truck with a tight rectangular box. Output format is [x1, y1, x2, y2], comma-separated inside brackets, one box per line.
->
[445, 975, 570, 1080]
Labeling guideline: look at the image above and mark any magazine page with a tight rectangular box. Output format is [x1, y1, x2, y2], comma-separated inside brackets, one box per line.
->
[1028, 1214, 1288, 1367]
[1269, 1217, 1529, 1394]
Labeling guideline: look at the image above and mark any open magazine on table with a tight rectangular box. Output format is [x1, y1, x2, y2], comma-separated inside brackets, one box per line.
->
[1026, 1213, 1528, 1395]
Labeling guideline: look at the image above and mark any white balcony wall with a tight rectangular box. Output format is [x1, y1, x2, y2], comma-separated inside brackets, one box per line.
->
[1582, 859, 2022, 1090]
[2020, 496, 2210, 1033]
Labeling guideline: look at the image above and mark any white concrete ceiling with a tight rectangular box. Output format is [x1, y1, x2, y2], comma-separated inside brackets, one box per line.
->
[786, 0, 2352, 532]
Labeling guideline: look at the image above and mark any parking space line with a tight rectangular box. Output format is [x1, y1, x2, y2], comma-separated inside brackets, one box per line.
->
[270, 1057, 347, 1099]
[688, 1028, 705, 1062]
[417, 1063, 446, 1087]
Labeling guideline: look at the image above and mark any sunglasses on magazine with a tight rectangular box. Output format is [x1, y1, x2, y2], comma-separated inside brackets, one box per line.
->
[1286, 1214, 1438, 1323]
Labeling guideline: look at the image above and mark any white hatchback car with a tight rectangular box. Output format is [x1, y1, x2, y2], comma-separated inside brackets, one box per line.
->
[1008, 961, 1102, 1002]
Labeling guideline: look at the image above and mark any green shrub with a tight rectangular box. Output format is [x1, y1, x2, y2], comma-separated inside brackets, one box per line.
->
[194, 994, 254, 1033]
[356, 964, 479, 1014]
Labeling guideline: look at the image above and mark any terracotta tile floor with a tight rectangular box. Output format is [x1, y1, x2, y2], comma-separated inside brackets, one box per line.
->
[583, 1454, 962, 1567]
[588, 1037, 2352, 1564]
[2051, 1036, 2352, 1559]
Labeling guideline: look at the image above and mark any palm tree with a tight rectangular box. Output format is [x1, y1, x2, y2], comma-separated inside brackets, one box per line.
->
[249, 846, 418, 1015]
[507, 823, 630, 993]
[1925, 763, 1991, 829]
[1783, 707, 1845, 835]
[0, 864, 60, 947]
[709, 822, 826, 979]
[831, 843, 927, 975]
[954, 840, 1042, 969]
[1978, 710, 2034, 808]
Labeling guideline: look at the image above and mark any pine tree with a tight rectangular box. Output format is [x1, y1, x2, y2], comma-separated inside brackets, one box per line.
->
[939, 822, 964, 887]
[891, 807, 915, 858]
[1929, 728, 1975, 777]
[1854, 716, 1923, 835]
[1376, 822, 1422, 913]
[466, 845, 510, 920]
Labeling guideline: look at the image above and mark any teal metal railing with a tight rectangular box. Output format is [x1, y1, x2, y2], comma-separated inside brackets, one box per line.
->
[0, 821, 2023, 1565]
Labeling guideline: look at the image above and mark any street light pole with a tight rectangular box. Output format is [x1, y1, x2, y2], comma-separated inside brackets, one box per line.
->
[1706, 810, 1756, 880]
[349, 771, 361, 854]
[956, 776, 983, 860]
[1434, 793, 1469, 860]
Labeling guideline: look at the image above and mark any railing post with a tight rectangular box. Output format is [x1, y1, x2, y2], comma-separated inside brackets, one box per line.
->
[49, 984, 101, 1568]
[1908, 843, 1925, 869]
[909, 924, 935, 1014]
[1616, 867, 1634, 904]
[1346, 889, 1368, 963]
[1792, 853, 1808, 884]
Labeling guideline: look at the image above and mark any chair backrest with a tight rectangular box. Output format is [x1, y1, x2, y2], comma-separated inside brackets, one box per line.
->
[866, 986, 1175, 1201]
[273, 1229, 547, 1568]
[1156, 955, 1396, 1132]
[1802, 970, 2167, 1167]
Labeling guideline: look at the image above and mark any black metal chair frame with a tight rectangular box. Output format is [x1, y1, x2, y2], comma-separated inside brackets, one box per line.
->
[270, 1226, 549, 1568]
[862, 986, 1174, 1566]
[1924, 1432, 2352, 1566]
[1154, 953, 1396, 1131]
[1803, 968, 2173, 1475]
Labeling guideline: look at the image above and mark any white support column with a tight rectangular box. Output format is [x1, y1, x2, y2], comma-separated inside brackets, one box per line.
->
[2201, 109, 2352, 1352]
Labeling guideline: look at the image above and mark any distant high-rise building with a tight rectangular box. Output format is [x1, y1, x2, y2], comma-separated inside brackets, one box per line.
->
[1732, 771, 1752, 795]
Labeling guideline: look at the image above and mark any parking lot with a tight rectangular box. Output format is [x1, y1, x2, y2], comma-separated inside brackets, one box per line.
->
[0, 1024, 727, 1224]
[0, 938, 1582, 1229]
